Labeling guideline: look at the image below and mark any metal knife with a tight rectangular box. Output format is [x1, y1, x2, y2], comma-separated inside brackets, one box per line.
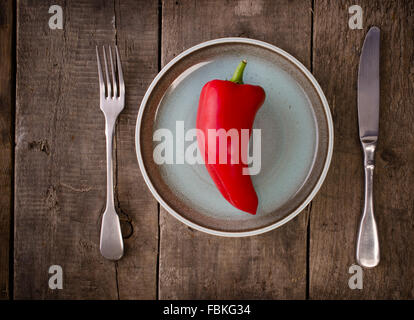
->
[356, 26, 380, 268]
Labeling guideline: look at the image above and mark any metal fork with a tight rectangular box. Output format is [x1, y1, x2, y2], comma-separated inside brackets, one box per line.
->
[96, 46, 125, 260]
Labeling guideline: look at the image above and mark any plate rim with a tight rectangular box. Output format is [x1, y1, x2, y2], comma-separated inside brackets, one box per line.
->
[135, 37, 334, 237]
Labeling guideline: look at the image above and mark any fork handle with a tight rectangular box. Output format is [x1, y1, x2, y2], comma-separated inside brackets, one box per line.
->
[100, 118, 124, 260]
[356, 142, 380, 268]
[105, 119, 116, 209]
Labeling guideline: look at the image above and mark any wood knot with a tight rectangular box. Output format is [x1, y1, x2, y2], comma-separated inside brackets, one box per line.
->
[118, 210, 133, 239]
[45, 185, 58, 210]
[28, 139, 50, 155]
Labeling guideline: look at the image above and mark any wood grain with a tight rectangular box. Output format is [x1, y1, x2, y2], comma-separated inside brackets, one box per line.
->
[159, 0, 312, 299]
[0, 0, 13, 300]
[310, 0, 414, 299]
[113, 0, 159, 300]
[15, 0, 158, 299]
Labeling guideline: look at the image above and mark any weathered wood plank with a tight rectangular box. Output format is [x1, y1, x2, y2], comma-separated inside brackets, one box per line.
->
[159, 0, 312, 299]
[310, 0, 414, 299]
[113, 0, 159, 299]
[15, 0, 117, 299]
[15, 0, 158, 299]
[0, 0, 13, 300]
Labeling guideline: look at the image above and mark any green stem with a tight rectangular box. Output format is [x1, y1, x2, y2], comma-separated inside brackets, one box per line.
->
[229, 60, 247, 84]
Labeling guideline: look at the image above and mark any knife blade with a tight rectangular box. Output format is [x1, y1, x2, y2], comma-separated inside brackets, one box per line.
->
[356, 26, 380, 268]
[358, 26, 380, 142]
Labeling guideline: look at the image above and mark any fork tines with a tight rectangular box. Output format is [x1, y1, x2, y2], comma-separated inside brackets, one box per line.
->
[96, 46, 124, 99]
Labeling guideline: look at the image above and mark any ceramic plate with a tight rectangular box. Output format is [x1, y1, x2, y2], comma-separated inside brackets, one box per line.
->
[136, 38, 333, 237]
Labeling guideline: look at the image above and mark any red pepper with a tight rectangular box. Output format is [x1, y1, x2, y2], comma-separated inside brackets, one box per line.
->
[196, 60, 265, 215]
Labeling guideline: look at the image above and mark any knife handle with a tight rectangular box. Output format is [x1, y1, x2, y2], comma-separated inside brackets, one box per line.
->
[356, 142, 380, 268]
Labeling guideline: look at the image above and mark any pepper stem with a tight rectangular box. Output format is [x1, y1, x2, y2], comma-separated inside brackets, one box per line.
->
[229, 60, 247, 84]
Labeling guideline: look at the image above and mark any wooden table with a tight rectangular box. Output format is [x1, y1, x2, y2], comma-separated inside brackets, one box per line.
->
[0, 0, 413, 300]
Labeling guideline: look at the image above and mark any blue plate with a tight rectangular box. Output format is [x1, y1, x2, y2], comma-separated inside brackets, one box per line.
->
[136, 38, 333, 236]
